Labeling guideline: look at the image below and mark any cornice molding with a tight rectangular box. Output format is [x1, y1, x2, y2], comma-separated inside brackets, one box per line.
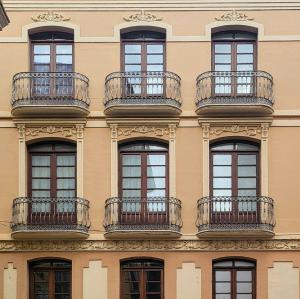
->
[1, 239, 300, 252]
[3, 1, 300, 11]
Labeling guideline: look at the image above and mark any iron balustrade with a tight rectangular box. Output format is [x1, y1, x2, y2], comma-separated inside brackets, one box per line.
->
[104, 71, 182, 107]
[104, 197, 182, 232]
[11, 72, 90, 109]
[196, 70, 273, 108]
[196, 196, 275, 233]
[11, 197, 90, 233]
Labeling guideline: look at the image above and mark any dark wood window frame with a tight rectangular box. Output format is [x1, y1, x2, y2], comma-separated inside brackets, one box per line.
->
[28, 142, 77, 224]
[120, 258, 164, 299]
[121, 31, 166, 98]
[29, 259, 72, 299]
[30, 31, 75, 97]
[212, 31, 257, 97]
[213, 258, 256, 299]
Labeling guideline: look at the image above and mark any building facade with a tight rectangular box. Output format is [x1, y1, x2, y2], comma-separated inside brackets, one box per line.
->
[0, 0, 300, 298]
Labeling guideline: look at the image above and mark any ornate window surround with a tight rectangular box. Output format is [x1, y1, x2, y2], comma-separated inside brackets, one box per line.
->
[107, 118, 179, 198]
[199, 118, 272, 197]
[16, 120, 86, 198]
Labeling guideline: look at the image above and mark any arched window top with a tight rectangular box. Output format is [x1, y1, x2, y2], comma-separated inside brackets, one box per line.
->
[30, 31, 74, 41]
[213, 258, 256, 268]
[29, 259, 71, 269]
[28, 141, 76, 152]
[210, 141, 259, 152]
[121, 258, 164, 269]
[119, 141, 168, 152]
[212, 30, 257, 41]
[121, 30, 166, 41]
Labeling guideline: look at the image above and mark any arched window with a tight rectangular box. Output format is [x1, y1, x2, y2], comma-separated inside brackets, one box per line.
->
[210, 141, 259, 222]
[121, 30, 166, 96]
[121, 258, 164, 299]
[212, 30, 257, 95]
[29, 259, 71, 299]
[119, 141, 168, 224]
[213, 258, 256, 299]
[28, 141, 76, 216]
[30, 31, 74, 96]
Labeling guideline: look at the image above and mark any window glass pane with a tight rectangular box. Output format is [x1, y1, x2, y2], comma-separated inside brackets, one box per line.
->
[56, 55, 72, 64]
[237, 282, 252, 293]
[32, 190, 51, 198]
[123, 167, 141, 177]
[213, 178, 231, 188]
[123, 155, 141, 166]
[147, 166, 165, 177]
[215, 44, 231, 53]
[237, 295, 252, 299]
[57, 167, 75, 178]
[213, 200, 232, 212]
[216, 282, 231, 293]
[238, 178, 256, 188]
[125, 55, 141, 64]
[147, 178, 165, 189]
[32, 178, 50, 189]
[31, 198, 51, 212]
[125, 65, 142, 72]
[147, 189, 166, 197]
[125, 44, 141, 54]
[57, 200, 75, 212]
[123, 190, 141, 198]
[32, 167, 50, 178]
[57, 179, 75, 189]
[147, 271, 161, 281]
[213, 155, 232, 165]
[237, 44, 254, 53]
[215, 54, 231, 63]
[237, 189, 257, 196]
[211, 144, 234, 151]
[57, 190, 75, 198]
[213, 261, 233, 267]
[236, 143, 258, 151]
[147, 44, 163, 53]
[236, 271, 252, 281]
[147, 65, 163, 72]
[147, 55, 163, 64]
[237, 64, 254, 71]
[213, 166, 231, 176]
[215, 271, 231, 281]
[238, 155, 256, 165]
[34, 55, 50, 64]
[238, 166, 256, 177]
[215, 64, 231, 71]
[123, 178, 141, 189]
[56, 45, 72, 54]
[57, 156, 75, 166]
[213, 189, 232, 196]
[146, 281, 161, 292]
[32, 156, 51, 166]
[237, 54, 253, 64]
[34, 45, 50, 54]
[216, 295, 231, 299]
[147, 155, 165, 165]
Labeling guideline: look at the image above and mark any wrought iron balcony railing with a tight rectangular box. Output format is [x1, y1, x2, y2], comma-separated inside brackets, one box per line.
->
[196, 70, 274, 110]
[104, 71, 182, 109]
[11, 197, 90, 235]
[12, 72, 90, 110]
[103, 197, 182, 234]
[196, 196, 275, 235]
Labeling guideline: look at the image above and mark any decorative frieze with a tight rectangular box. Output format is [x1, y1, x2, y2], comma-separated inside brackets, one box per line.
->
[215, 10, 254, 22]
[32, 11, 71, 22]
[1, 239, 300, 252]
[123, 10, 163, 22]
[117, 126, 170, 137]
[209, 125, 262, 137]
[25, 126, 77, 138]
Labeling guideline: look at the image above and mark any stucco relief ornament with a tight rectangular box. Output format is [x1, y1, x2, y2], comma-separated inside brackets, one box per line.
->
[210, 125, 261, 137]
[215, 10, 254, 22]
[25, 126, 77, 138]
[32, 11, 71, 22]
[124, 10, 163, 22]
[118, 126, 169, 137]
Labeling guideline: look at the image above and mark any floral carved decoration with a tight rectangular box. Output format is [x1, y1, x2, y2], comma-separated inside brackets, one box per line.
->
[124, 10, 163, 22]
[25, 126, 77, 138]
[32, 11, 71, 22]
[0, 239, 300, 252]
[118, 126, 169, 137]
[210, 125, 261, 137]
[215, 10, 254, 22]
